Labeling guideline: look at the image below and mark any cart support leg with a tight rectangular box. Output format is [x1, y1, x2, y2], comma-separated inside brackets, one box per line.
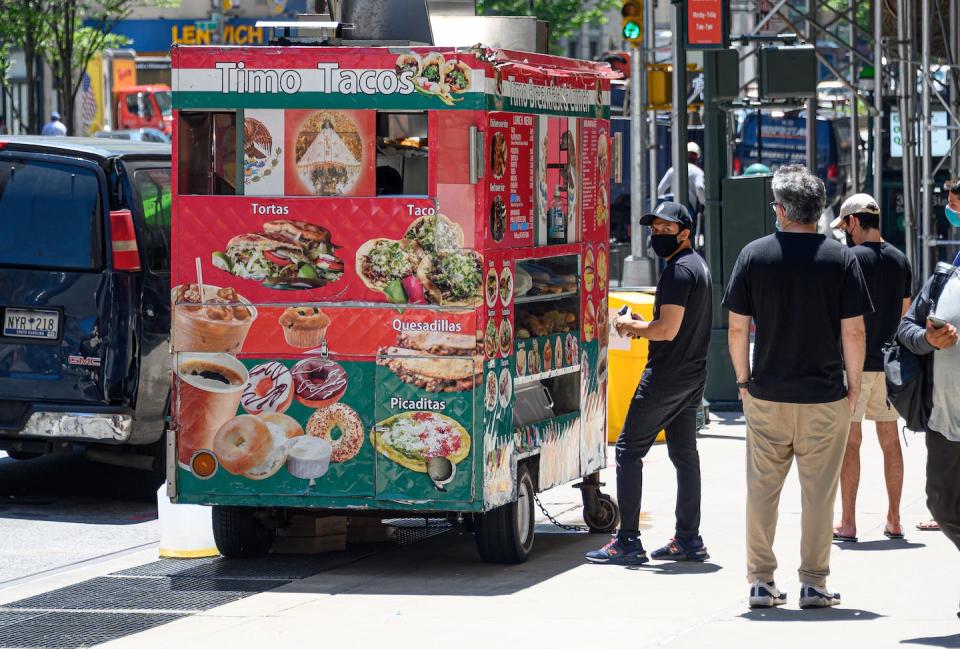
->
[574, 472, 620, 534]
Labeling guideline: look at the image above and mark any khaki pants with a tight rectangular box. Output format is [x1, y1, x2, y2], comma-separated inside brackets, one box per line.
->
[744, 395, 850, 588]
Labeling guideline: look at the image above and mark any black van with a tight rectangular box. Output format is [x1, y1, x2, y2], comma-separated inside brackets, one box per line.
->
[0, 137, 171, 477]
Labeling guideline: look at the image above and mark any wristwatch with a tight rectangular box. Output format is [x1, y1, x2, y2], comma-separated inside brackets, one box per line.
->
[736, 381, 750, 389]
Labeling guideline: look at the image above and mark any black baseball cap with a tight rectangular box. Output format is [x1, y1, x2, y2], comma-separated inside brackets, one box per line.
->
[640, 201, 693, 231]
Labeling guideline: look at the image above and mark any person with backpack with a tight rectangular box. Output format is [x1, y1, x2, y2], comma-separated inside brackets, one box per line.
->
[828, 194, 912, 542]
[897, 255, 960, 559]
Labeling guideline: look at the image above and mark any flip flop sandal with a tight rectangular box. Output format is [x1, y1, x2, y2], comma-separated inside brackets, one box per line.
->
[883, 528, 905, 540]
[832, 531, 858, 542]
[916, 521, 940, 531]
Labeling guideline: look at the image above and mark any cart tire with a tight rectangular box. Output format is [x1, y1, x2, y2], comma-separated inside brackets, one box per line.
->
[584, 493, 620, 534]
[5, 450, 42, 461]
[212, 506, 274, 558]
[474, 466, 535, 564]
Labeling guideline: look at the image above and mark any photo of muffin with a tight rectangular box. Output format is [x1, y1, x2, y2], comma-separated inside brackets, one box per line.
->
[278, 306, 330, 348]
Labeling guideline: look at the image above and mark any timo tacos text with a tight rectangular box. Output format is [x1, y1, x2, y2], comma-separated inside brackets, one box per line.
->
[215, 62, 416, 96]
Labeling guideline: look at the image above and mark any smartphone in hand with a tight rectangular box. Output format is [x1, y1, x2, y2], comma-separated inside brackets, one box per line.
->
[928, 315, 948, 330]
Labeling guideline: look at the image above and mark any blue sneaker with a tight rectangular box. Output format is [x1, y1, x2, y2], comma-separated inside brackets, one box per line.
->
[650, 536, 710, 562]
[799, 583, 841, 609]
[749, 580, 787, 608]
[585, 536, 649, 565]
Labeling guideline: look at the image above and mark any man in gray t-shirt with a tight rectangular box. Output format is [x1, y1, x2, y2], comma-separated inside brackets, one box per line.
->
[897, 262, 960, 559]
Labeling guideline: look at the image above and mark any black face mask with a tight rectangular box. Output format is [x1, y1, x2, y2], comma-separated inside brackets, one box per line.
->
[844, 231, 855, 248]
[651, 233, 681, 258]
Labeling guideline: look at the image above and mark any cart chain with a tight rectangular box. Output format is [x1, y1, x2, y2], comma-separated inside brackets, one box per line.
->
[533, 493, 588, 532]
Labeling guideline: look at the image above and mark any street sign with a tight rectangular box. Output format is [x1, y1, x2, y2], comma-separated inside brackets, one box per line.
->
[194, 20, 218, 31]
[686, 0, 728, 49]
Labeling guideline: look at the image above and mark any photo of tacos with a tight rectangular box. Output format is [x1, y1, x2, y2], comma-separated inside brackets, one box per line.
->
[484, 319, 498, 359]
[418, 249, 484, 307]
[372, 411, 471, 473]
[584, 246, 596, 292]
[490, 196, 506, 242]
[484, 370, 498, 412]
[442, 60, 472, 94]
[498, 318, 512, 357]
[378, 331, 481, 393]
[212, 220, 345, 290]
[404, 213, 464, 254]
[584, 297, 596, 343]
[499, 267, 513, 306]
[491, 131, 506, 179]
[294, 111, 365, 196]
[485, 267, 499, 308]
[395, 53, 421, 78]
[355, 238, 427, 303]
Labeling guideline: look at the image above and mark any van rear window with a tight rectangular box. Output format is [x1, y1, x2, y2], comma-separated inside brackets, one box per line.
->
[0, 159, 101, 270]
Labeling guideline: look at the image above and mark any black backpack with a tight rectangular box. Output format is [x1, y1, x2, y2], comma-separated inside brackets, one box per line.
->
[883, 265, 953, 431]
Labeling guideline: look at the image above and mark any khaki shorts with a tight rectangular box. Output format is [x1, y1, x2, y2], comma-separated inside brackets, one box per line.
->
[851, 371, 900, 423]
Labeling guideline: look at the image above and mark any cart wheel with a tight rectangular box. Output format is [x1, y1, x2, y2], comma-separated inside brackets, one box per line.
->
[212, 506, 274, 558]
[584, 493, 620, 534]
[4, 450, 42, 461]
[474, 466, 535, 564]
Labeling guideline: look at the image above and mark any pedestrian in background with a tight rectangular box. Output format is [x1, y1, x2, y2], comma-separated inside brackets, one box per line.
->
[897, 254, 960, 616]
[586, 202, 712, 565]
[657, 141, 706, 215]
[724, 165, 872, 609]
[829, 194, 912, 542]
[41, 111, 66, 136]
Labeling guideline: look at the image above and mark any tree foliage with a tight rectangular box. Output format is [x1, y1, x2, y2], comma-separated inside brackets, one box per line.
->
[477, 0, 620, 54]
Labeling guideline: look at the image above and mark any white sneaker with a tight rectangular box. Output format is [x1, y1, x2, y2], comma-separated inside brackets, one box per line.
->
[749, 580, 787, 608]
[799, 583, 841, 608]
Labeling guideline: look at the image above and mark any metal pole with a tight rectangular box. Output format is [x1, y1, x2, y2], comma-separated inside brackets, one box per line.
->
[872, 0, 883, 200]
[670, 2, 688, 210]
[921, 0, 932, 278]
[951, 0, 960, 179]
[622, 45, 655, 286]
[805, 0, 818, 172]
[850, 0, 860, 193]
[896, 0, 916, 271]
[646, 0, 657, 212]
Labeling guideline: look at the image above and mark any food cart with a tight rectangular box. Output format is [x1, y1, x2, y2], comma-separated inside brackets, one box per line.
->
[169, 42, 619, 563]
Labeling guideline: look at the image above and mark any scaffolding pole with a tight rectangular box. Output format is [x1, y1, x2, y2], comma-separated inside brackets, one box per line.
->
[896, 0, 916, 271]
[850, 0, 860, 193]
[921, 0, 933, 279]
[873, 0, 883, 200]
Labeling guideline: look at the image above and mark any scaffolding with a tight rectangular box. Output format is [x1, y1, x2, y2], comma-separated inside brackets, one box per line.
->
[731, 0, 960, 280]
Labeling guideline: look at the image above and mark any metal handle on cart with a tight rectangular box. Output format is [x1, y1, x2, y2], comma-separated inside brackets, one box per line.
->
[469, 126, 479, 184]
[541, 385, 554, 411]
[613, 131, 623, 184]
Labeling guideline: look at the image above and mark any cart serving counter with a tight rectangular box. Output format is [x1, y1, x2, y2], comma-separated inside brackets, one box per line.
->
[169, 43, 619, 562]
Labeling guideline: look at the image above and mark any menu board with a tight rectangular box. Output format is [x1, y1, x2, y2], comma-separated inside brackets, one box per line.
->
[508, 114, 535, 245]
[580, 119, 609, 241]
[486, 113, 534, 248]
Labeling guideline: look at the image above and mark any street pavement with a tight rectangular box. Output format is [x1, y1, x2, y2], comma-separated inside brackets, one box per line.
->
[1, 414, 958, 648]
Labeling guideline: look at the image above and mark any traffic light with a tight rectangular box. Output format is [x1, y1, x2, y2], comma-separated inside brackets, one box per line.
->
[621, 0, 643, 47]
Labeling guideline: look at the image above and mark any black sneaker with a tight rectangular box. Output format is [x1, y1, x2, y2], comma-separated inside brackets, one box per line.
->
[585, 535, 649, 565]
[650, 535, 710, 562]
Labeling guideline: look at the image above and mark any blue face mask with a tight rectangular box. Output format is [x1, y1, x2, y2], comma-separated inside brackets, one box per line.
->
[946, 205, 960, 228]
[773, 215, 782, 232]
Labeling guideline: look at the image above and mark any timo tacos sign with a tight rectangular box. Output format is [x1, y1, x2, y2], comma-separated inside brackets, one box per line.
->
[172, 46, 609, 118]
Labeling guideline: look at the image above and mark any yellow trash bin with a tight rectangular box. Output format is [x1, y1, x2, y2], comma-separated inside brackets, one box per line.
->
[606, 291, 666, 444]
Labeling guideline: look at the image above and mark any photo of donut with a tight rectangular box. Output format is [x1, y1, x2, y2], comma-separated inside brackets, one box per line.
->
[485, 267, 499, 308]
[490, 196, 506, 242]
[491, 131, 507, 179]
[584, 246, 596, 292]
[498, 318, 512, 358]
[371, 411, 470, 472]
[212, 413, 303, 480]
[291, 357, 347, 408]
[484, 370, 498, 412]
[498, 367, 512, 409]
[598, 245, 609, 286]
[499, 267, 513, 306]
[516, 347, 527, 377]
[244, 117, 281, 186]
[306, 402, 364, 463]
[294, 111, 365, 196]
[484, 319, 498, 359]
[241, 361, 293, 415]
[584, 298, 597, 343]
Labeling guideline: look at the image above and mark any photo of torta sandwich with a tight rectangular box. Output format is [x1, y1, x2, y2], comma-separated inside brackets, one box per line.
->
[378, 331, 482, 393]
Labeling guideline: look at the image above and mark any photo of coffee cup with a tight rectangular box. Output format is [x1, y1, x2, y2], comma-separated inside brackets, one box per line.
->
[172, 284, 258, 354]
[174, 352, 248, 467]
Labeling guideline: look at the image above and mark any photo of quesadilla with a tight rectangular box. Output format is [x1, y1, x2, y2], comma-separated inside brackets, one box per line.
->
[377, 331, 481, 393]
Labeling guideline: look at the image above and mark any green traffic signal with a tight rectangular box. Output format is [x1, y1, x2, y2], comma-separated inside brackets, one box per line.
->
[623, 20, 641, 40]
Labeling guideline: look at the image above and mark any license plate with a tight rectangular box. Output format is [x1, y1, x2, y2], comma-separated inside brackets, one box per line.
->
[3, 308, 60, 341]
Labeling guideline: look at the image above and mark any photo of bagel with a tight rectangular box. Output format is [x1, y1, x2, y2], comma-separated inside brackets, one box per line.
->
[212, 413, 303, 480]
[371, 411, 471, 473]
[378, 331, 481, 393]
[404, 213, 464, 254]
[490, 131, 506, 179]
[417, 249, 483, 307]
[306, 402, 364, 463]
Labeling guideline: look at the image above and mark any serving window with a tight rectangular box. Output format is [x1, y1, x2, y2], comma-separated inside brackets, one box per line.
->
[375, 111, 429, 196]
[177, 111, 239, 195]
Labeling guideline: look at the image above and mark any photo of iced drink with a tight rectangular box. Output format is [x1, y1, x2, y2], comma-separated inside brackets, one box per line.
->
[172, 284, 257, 353]
[175, 352, 248, 466]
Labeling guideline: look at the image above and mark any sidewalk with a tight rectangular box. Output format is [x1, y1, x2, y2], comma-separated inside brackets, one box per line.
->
[100, 414, 960, 649]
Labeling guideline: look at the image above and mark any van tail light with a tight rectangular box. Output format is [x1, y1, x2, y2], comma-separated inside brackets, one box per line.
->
[110, 209, 141, 271]
[826, 163, 838, 180]
[733, 157, 741, 174]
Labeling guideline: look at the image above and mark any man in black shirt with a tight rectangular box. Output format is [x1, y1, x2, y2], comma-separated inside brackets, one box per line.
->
[723, 165, 871, 609]
[586, 202, 712, 565]
[828, 194, 912, 542]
